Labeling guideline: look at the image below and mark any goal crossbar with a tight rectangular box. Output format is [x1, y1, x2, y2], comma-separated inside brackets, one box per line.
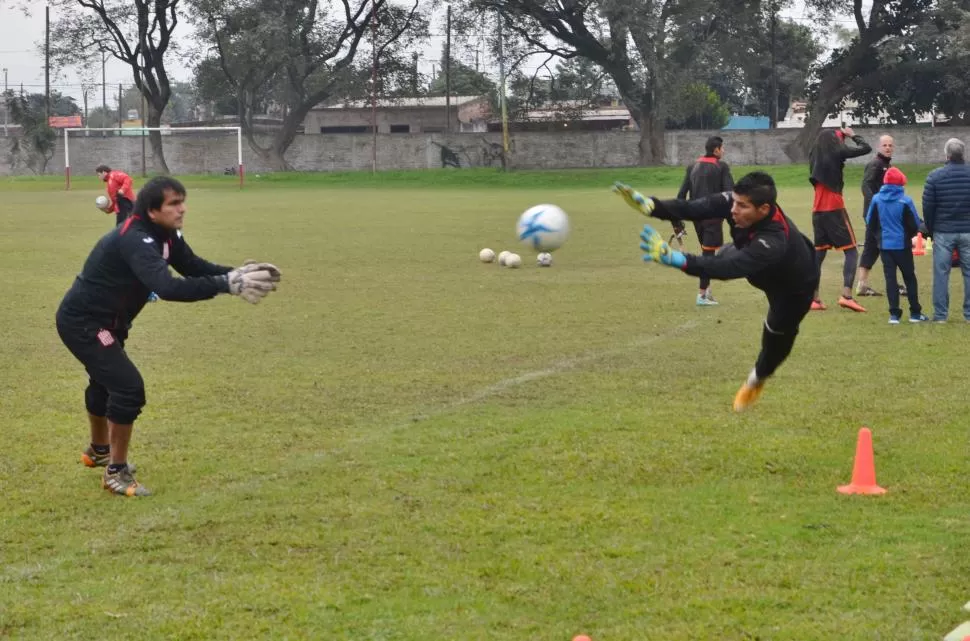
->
[63, 126, 244, 190]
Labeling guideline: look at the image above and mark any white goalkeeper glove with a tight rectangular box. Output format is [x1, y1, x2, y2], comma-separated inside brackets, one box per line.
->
[238, 259, 282, 282]
[226, 268, 277, 304]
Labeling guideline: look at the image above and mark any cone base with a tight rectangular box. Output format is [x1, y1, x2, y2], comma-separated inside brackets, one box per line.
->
[837, 483, 886, 495]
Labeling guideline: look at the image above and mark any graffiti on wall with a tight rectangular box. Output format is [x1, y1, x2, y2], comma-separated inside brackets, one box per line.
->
[431, 137, 513, 169]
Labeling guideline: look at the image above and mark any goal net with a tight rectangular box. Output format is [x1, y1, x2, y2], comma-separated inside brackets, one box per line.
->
[63, 126, 244, 190]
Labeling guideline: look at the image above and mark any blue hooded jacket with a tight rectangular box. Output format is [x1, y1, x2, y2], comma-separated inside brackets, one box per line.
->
[866, 184, 922, 251]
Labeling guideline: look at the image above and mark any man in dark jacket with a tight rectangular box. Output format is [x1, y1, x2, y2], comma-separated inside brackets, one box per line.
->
[808, 126, 872, 312]
[856, 135, 894, 296]
[923, 137, 970, 322]
[675, 136, 735, 306]
[615, 172, 819, 412]
[56, 176, 281, 497]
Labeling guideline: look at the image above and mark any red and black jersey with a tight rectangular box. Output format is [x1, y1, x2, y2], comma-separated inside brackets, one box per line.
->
[649, 192, 819, 295]
[56, 216, 232, 333]
[676, 155, 734, 201]
[809, 130, 872, 194]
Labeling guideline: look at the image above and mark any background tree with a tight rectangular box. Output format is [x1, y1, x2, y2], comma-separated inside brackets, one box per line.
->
[193, 57, 248, 118]
[665, 83, 730, 130]
[428, 45, 497, 96]
[460, 0, 755, 165]
[35, 0, 184, 173]
[192, 0, 428, 171]
[790, 0, 934, 158]
[4, 92, 57, 174]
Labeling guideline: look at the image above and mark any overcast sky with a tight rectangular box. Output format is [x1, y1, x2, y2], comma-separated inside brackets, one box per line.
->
[0, 1, 850, 109]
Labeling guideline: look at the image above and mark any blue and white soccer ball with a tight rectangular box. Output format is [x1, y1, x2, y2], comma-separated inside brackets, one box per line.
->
[517, 204, 570, 252]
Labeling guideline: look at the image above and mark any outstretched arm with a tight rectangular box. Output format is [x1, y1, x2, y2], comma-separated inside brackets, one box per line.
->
[614, 182, 732, 222]
[639, 222, 786, 281]
[651, 192, 733, 222]
[169, 235, 233, 277]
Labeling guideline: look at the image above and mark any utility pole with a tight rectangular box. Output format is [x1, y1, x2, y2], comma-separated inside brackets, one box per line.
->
[118, 83, 123, 130]
[769, 1, 779, 128]
[3, 68, 8, 136]
[497, 14, 510, 169]
[83, 86, 89, 135]
[45, 3, 51, 121]
[445, 2, 452, 133]
[141, 89, 147, 176]
[370, 0, 378, 172]
[411, 52, 419, 95]
[101, 51, 107, 136]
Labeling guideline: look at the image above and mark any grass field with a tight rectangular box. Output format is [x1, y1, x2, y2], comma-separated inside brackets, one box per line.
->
[2, 166, 970, 640]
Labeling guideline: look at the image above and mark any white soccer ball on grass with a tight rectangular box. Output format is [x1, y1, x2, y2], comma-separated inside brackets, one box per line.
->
[537, 252, 553, 267]
[479, 248, 496, 263]
[505, 253, 522, 268]
[498, 250, 511, 266]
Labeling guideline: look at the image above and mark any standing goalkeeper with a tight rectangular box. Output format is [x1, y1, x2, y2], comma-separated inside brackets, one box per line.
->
[56, 176, 281, 497]
[615, 172, 819, 411]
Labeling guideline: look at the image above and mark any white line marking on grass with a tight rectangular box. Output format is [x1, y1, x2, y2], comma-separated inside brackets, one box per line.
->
[442, 319, 700, 412]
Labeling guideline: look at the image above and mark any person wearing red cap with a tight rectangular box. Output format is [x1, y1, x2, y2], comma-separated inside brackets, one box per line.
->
[866, 167, 929, 323]
[807, 126, 872, 312]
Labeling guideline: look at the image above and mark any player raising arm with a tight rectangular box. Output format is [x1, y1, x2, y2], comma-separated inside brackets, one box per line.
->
[614, 171, 820, 411]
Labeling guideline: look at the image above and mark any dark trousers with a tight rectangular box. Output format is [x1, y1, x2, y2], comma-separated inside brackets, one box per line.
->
[860, 218, 880, 270]
[115, 196, 134, 227]
[881, 248, 921, 317]
[56, 316, 145, 425]
[755, 289, 815, 380]
[699, 248, 715, 290]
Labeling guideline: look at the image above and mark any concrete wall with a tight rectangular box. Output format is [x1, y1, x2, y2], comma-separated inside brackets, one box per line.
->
[303, 100, 490, 134]
[2, 126, 967, 176]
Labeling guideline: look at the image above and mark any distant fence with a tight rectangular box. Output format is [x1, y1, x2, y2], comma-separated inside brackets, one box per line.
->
[2, 127, 968, 176]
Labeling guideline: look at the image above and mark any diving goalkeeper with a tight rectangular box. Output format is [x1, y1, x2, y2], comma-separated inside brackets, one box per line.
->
[615, 171, 819, 412]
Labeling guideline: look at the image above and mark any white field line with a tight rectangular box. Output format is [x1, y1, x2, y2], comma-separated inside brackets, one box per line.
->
[442, 319, 700, 412]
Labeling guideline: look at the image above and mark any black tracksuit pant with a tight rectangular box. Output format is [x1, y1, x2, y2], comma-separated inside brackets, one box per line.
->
[881, 248, 921, 317]
[755, 289, 815, 380]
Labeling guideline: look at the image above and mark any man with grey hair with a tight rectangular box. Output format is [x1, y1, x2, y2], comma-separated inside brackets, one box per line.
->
[922, 137, 970, 322]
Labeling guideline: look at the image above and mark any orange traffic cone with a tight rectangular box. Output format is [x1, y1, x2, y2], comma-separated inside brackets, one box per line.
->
[913, 233, 926, 256]
[837, 427, 886, 495]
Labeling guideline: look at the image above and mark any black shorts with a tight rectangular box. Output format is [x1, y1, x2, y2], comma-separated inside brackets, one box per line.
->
[56, 316, 145, 424]
[693, 220, 724, 251]
[812, 209, 857, 251]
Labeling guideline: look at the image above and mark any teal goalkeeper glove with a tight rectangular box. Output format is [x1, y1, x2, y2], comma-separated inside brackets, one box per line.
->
[640, 224, 686, 268]
[613, 181, 656, 217]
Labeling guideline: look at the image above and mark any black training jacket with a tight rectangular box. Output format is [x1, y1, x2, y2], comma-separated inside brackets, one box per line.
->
[676, 156, 735, 200]
[57, 215, 232, 333]
[649, 193, 819, 295]
[862, 153, 892, 215]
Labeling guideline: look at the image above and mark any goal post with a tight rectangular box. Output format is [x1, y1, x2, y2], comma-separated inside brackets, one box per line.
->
[64, 126, 244, 191]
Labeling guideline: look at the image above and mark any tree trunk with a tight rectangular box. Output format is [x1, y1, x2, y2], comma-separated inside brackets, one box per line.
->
[145, 103, 170, 174]
[621, 95, 665, 166]
[265, 103, 316, 172]
[242, 124, 290, 172]
[637, 113, 665, 165]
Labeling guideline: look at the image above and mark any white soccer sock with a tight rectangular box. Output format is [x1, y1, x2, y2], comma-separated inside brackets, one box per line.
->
[746, 368, 762, 387]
